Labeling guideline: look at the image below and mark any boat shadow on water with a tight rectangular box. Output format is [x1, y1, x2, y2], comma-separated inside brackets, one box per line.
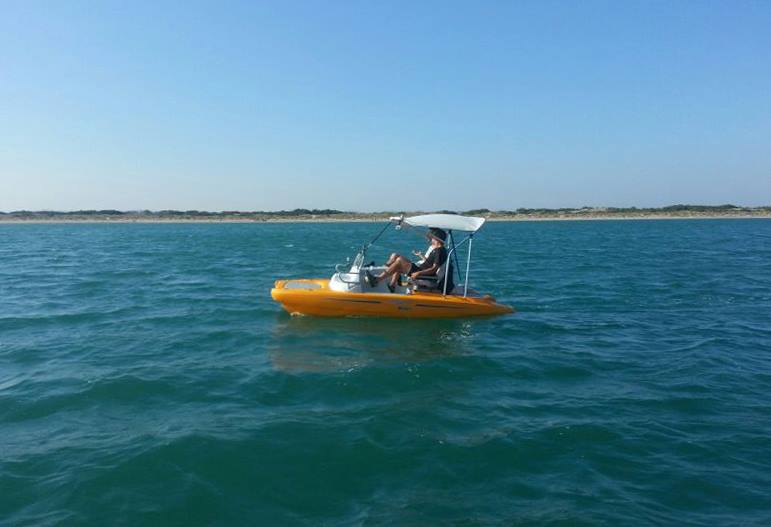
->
[267, 314, 478, 373]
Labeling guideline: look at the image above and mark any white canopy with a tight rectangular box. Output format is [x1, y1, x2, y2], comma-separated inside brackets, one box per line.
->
[390, 213, 486, 233]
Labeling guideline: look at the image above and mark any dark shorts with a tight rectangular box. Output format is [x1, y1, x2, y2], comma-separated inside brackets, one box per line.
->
[409, 263, 420, 274]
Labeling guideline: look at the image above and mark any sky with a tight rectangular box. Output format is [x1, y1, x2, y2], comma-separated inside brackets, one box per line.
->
[1, 1, 770, 212]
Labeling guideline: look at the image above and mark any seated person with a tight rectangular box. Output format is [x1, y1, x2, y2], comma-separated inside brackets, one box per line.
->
[383, 237, 434, 270]
[365, 228, 448, 292]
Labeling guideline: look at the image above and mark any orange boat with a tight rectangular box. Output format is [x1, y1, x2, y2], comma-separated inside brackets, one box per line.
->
[271, 214, 514, 318]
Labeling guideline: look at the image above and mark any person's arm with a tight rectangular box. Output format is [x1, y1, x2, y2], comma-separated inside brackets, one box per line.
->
[410, 263, 439, 279]
[410, 249, 441, 279]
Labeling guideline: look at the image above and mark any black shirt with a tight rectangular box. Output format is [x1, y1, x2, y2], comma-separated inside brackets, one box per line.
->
[418, 246, 447, 272]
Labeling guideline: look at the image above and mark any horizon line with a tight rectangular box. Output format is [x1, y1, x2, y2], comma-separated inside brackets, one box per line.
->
[2, 204, 770, 215]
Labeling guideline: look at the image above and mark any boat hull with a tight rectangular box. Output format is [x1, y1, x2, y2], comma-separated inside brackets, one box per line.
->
[271, 279, 514, 318]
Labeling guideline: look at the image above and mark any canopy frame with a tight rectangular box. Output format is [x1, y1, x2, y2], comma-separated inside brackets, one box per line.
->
[442, 231, 474, 296]
[352, 213, 485, 297]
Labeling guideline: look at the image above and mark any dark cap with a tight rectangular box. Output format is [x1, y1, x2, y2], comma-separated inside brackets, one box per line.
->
[428, 227, 447, 243]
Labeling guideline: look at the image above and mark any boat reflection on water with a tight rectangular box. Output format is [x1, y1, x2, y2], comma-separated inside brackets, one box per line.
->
[267, 315, 477, 374]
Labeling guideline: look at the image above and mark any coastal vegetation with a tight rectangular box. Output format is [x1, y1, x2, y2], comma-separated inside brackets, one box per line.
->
[1, 205, 769, 222]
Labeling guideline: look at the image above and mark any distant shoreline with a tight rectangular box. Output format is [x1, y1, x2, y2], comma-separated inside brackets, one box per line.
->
[2, 213, 771, 224]
[2, 205, 771, 224]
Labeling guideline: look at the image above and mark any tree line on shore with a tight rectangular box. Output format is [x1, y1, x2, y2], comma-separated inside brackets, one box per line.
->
[1, 204, 769, 220]
[0, 208, 346, 218]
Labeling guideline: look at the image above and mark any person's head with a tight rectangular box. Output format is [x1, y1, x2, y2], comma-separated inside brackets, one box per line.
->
[428, 228, 447, 247]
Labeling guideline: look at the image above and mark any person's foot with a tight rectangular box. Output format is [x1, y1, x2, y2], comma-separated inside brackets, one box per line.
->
[364, 271, 378, 288]
[387, 283, 395, 293]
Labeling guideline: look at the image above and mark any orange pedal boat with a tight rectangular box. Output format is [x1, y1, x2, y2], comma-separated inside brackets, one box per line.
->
[271, 214, 514, 318]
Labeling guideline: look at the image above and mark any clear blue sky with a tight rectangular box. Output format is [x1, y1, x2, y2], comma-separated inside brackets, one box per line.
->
[1, 1, 770, 211]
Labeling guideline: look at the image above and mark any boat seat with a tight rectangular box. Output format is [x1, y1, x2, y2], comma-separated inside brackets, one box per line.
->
[412, 261, 453, 293]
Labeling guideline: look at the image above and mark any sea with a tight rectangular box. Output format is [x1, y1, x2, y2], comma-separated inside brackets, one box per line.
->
[1, 219, 770, 526]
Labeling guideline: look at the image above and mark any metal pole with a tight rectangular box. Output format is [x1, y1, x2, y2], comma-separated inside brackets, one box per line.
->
[443, 230, 451, 296]
[449, 230, 462, 287]
[464, 235, 473, 297]
[441, 235, 470, 296]
[366, 220, 393, 249]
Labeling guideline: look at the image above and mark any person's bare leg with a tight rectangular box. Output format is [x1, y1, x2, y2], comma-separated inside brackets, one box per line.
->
[375, 260, 399, 281]
[376, 257, 410, 282]
[388, 257, 411, 289]
[385, 253, 400, 266]
[394, 257, 412, 285]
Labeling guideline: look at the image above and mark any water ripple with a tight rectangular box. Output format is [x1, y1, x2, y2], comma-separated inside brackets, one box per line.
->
[1, 220, 771, 525]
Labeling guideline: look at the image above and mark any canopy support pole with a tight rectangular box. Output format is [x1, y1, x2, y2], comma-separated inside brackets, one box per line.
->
[442, 234, 471, 296]
[367, 220, 393, 249]
[448, 230, 462, 288]
[464, 235, 473, 297]
[442, 253, 449, 296]
[442, 230, 453, 297]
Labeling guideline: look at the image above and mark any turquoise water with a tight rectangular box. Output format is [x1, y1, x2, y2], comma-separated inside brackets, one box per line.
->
[1, 220, 770, 526]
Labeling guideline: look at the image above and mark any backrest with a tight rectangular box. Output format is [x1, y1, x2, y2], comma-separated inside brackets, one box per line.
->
[434, 258, 444, 278]
[415, 259, 453, 292]
[413, 246, 454, 292]
[438, 260, 453, 292]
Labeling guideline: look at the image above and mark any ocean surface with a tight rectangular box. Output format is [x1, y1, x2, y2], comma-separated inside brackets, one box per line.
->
[1, 219, 770, 526]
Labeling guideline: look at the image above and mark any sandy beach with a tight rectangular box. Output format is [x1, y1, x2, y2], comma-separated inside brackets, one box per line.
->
[2, 211, 770, 224]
